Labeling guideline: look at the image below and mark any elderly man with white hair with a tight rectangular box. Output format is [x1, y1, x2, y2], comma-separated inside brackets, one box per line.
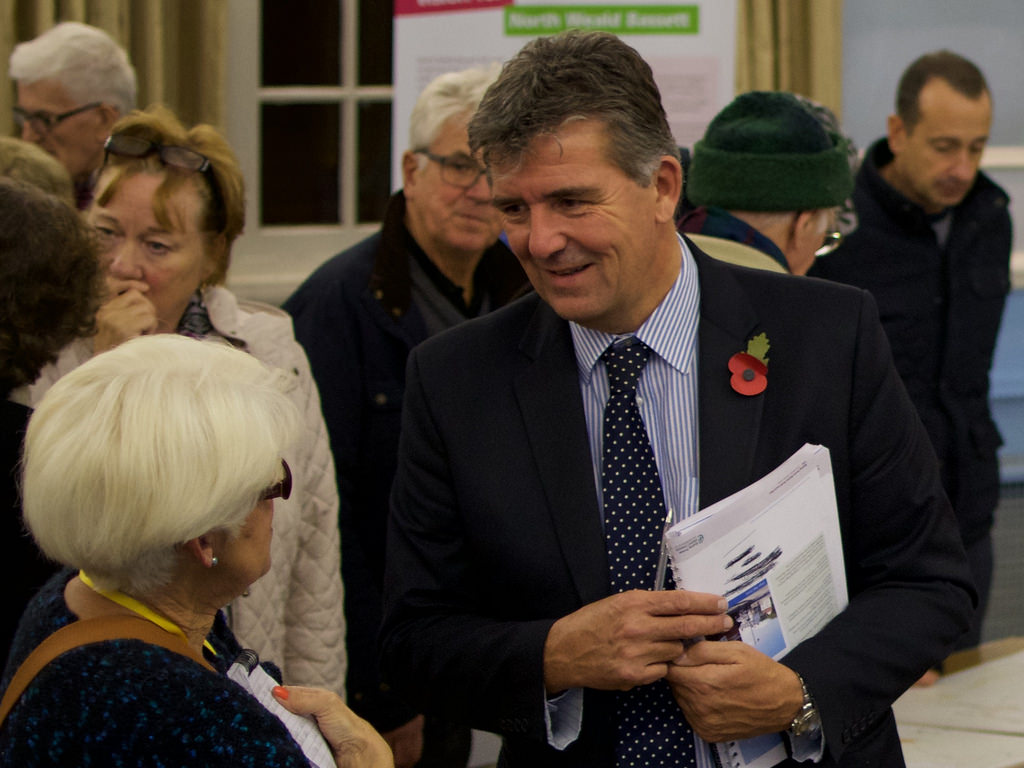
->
[9, 21, 136, 208]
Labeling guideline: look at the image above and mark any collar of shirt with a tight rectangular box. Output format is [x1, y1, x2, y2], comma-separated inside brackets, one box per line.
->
[404, 227, 483, 317]
[570, 234, 700, 377]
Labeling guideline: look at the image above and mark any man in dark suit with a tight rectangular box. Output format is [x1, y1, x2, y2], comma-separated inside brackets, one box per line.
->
[381, 30, 975, 767]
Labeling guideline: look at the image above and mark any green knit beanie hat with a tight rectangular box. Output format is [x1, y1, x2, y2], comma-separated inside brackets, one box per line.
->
[687, 91, 854, 211]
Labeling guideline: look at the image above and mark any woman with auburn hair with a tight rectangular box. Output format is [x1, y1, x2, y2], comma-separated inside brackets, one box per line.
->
[29, 105, 347, 699]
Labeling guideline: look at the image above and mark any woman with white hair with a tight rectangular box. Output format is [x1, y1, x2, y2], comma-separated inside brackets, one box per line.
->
[0, 334, 391, 768]
[30, 105, 347, 701]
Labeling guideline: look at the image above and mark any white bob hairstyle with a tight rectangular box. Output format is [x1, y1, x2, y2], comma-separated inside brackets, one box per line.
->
[22, 335, 300, 594]
[9, 21, 137, 115]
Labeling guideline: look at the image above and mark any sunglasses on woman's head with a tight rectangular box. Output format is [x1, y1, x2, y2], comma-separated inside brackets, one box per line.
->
[102, 133, 226, 231]
[261, 459, 292, 502]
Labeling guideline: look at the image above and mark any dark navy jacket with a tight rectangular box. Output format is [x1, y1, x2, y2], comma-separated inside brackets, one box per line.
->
[811, 138, 1012, 546]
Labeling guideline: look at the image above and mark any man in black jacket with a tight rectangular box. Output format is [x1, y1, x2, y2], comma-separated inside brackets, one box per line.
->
[382, 31, 973, 767]
[811, 50, 1011, 663]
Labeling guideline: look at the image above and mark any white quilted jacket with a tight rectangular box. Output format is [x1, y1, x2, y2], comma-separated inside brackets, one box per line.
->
[30, 286, 348, 696]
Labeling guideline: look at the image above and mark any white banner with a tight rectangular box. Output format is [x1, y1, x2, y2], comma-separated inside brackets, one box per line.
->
[391, 0, 737, 189]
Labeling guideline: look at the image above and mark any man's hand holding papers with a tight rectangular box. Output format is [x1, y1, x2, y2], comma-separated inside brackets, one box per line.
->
[666, 640, 804, 743]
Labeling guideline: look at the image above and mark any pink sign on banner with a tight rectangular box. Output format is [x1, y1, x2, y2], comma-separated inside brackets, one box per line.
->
[394, 0, 511, 17]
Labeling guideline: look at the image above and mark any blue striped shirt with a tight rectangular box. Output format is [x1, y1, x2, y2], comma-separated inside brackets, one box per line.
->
[555, 237, 814, 767]
[551, 235, 715, 767]
[570, 234, 701, 531]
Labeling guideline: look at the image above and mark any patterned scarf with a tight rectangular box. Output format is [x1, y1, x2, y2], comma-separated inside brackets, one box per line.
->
[176, 291, 214, 339]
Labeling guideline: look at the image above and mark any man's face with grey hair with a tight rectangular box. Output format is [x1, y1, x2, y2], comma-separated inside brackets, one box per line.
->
[490, 119, 682, 334]
[403, 114, 503, 265]
[15, 78, 116, 183]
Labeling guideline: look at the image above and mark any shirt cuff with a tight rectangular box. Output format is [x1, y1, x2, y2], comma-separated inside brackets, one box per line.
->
[544, 687, 584, 750]
[786, 726, 825, 763]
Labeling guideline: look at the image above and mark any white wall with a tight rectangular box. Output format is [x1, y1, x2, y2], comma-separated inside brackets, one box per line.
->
[842, 0, 1024, 281]
[841, 0, 1024, 149]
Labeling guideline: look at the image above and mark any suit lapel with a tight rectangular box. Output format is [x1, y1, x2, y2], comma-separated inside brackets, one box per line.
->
[691, 244, 766, 507]
[513, 300, 609, 606]
[508, 246, 771, 600]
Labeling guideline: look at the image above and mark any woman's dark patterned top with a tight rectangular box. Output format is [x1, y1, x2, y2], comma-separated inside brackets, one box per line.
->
[1, 570, 314, 767]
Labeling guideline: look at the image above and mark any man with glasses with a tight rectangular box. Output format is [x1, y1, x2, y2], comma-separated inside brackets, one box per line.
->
[811, 52, 1011, 671]
[284, 65, 526, 768]
[677, 91, 853, 276]
[9, 21, 136, 209]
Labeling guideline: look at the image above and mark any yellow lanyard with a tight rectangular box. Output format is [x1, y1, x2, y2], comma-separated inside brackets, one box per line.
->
[79, 570, 217, 656]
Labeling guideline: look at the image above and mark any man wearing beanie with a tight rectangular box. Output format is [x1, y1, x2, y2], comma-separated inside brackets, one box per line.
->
[679, 90, 853, 275]
[811, 51, 1010, 670]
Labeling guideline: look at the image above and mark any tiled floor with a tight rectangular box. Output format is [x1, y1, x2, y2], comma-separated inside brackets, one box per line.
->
[982, 486, 1024, 642]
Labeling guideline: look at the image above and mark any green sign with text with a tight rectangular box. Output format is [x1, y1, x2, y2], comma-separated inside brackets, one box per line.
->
[504, 5, 699, 35]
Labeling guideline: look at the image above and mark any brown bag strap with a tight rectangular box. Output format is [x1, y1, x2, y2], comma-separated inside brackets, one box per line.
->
[0, 615, 215, 725]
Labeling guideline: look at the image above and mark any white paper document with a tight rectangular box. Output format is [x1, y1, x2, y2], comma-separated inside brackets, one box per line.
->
[228, 652, 338, 768]
[664, 443, 847, 768]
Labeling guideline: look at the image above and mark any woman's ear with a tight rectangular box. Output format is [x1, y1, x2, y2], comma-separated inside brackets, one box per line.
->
[183, 535, 218, 569]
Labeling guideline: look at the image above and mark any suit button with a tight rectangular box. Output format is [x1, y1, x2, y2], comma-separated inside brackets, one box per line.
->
[374, 393, 388, 406]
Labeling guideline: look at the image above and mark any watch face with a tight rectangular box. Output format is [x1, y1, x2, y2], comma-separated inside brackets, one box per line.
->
[790, 706, 821, 737]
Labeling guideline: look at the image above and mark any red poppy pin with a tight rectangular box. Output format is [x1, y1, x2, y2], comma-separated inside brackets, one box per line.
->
[728, 333, 769, 396]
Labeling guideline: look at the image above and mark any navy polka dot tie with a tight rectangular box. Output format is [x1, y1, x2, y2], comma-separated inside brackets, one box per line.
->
[601, 339, 695, 767]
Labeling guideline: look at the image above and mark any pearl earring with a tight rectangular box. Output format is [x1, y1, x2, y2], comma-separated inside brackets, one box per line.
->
[211, 556, 219, 567]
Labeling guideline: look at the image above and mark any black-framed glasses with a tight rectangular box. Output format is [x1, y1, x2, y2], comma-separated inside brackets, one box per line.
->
[103, 133, 226, 231]
[105, 133, 213, 173]
[815, 230, 844, 258]
[417, 150, 487, 189]
[13, 101, 103, 134]
[261, 459, 292, 502]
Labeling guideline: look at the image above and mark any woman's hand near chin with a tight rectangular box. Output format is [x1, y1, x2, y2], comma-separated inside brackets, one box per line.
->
[273, 685, 395, 768]
[93, 278, 159, 354]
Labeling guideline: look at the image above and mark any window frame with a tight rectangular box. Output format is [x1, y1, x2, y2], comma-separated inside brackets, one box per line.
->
[223, 0, 393, 305]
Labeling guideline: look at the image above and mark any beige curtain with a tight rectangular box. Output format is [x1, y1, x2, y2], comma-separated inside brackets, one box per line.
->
[736, 0, 844, 119]
[0, 0, 227, 136]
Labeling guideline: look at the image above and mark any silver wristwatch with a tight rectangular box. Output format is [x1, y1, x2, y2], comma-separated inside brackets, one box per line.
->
[787, 673, 821, 738]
